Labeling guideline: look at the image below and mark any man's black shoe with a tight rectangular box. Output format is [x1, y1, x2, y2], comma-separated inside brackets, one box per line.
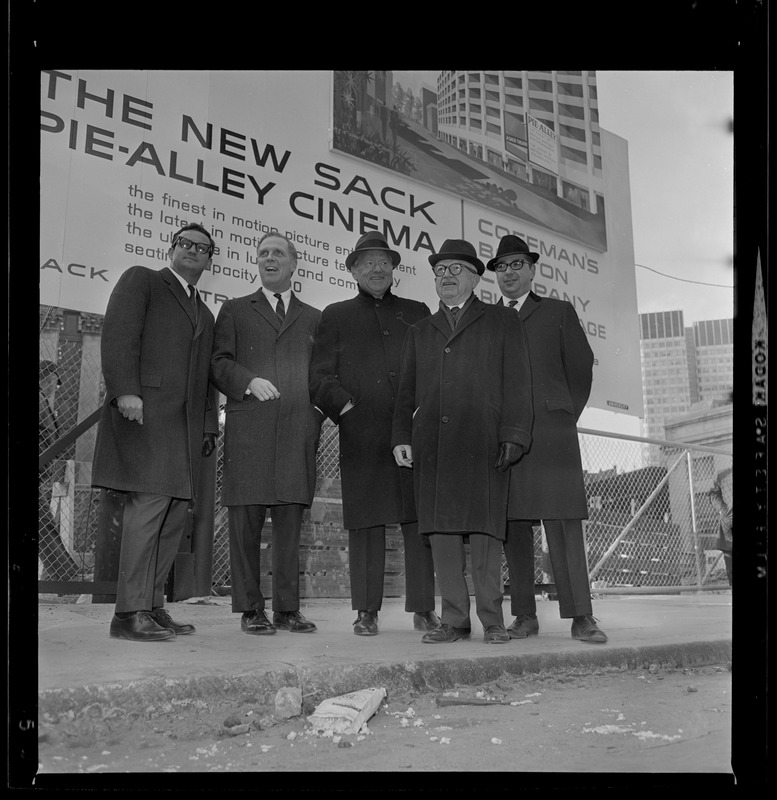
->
[483, 624, 510, 643]
[273, 610, 317, 633]
[241, 610, 276, 635]
[353, 610, 378, 636]
[151, 607, 196, 635]
[507, 613, 539, 639]
[422, 623, 471, 643]
[109, 611, 175, 642]
[571, 615, 608, 643]
[413, 610, 442, 631]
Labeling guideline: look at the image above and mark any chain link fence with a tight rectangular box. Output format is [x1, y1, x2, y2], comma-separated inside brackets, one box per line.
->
[39, 306, 732, 596]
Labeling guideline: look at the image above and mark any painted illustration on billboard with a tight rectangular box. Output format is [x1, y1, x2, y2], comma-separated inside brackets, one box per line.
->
[40, 70, 641, 416]
[331, 70, 607, 252]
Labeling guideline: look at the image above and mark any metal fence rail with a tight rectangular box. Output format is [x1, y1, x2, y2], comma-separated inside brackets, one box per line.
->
[38, 306, 732, 596]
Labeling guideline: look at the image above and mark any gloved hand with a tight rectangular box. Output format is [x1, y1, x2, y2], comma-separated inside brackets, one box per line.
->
[495, 441, 523, 471]
[202, 432, 217, 458]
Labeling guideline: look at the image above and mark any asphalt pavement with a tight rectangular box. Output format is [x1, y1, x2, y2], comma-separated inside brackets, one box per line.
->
[37, 592, 732, 723]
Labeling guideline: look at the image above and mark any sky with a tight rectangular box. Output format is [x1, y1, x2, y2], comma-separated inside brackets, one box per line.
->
[595, 71, 734, 327]
[394, 71, 735, 435]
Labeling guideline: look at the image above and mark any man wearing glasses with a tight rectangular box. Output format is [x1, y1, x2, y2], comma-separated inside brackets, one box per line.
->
[392, 238, 533, 644]
[488, 234, 607, 644]
[310, 231, 439, 636]
[92, 223, 219, 642]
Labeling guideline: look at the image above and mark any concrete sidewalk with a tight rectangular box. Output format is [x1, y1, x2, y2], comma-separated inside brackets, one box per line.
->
[38, 593, 732, 722]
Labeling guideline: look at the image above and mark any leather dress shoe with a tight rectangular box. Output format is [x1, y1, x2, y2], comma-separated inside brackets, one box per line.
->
[241, 610, 276, 635]
[109, 611, 175, 642]
[273, 610, 317, 633]
[413, 610, 442, 631]
[353, 610, 378, 636]
[151, 607, 195, 635]
[422, 623, 471, 643]
[571, 615, 608, 644]
[483, 624, 510, 643]
[507, 613, 539, 639]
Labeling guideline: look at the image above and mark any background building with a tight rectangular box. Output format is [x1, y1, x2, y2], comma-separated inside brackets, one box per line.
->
[639, 310, 733, 462]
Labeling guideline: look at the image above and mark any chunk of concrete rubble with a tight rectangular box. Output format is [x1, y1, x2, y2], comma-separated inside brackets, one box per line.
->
[275, 687, 303, 719]
[307, 687, 387, 735]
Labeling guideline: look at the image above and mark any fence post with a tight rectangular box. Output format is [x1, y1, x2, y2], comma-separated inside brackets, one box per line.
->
[193, 450, 217, 596]
[92, 489, 125, 603]
[687, 450, 703, 588]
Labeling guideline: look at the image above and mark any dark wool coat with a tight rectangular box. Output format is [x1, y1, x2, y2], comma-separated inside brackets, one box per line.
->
[210, 291, 322, 507]
[392, 297, 533, 539]
[505, 292, 593, 520]
[309, 288, 431, 530]
[91, 266, 218, 500]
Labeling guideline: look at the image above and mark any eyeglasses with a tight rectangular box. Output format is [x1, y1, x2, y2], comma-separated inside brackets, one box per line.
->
[358, 259, 393, 270]
[493, 259, 532, 272]
[432, 262, 477, 277]
[175, 236, 212, 256]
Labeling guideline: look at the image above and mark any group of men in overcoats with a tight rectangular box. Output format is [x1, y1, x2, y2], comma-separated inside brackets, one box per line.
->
[90, 221, 607, 646]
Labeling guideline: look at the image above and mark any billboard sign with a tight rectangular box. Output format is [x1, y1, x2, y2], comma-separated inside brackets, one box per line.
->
[526, 113, 559, 174]
[40, 69, 642, 416]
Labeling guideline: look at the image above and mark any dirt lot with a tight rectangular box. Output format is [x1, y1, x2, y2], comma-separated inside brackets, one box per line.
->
[36, 662, 732, 780]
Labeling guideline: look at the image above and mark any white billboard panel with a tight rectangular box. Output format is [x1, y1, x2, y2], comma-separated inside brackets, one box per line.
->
[526, 113, 559, 175]
[40, 70, 642, 416]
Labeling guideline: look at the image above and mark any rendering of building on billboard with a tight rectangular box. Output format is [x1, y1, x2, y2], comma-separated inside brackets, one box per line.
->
[40, 69, 642, 416]
[435, 70, 604, 218]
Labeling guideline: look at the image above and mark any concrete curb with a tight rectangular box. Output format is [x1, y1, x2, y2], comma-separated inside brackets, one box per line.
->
[39, 639, 731, 724]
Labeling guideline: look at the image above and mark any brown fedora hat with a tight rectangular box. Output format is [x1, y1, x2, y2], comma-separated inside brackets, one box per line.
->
[485, 235, 539, 271]
[345, 232, 401, 269]
[428, 238, 485, 275]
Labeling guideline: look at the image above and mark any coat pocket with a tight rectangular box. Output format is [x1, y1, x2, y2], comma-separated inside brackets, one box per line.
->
[140, 373, 162, 388]
[544, 397, 574, 414]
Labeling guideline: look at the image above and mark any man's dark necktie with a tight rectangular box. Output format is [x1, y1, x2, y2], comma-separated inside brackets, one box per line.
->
[450, 306, 460, 328]
[188, 284, 199, 324]
[508, 300, 518, 308]
[274, 293, 286, 321]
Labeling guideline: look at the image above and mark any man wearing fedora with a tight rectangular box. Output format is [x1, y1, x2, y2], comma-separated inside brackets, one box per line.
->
[309, 231, 439, 636]
[489, 234, 607, 644]
[392, 238, 533, 644]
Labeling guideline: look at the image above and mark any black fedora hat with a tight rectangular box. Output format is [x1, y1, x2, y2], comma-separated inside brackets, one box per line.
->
[486, 235, 539, 271]
[428, 238, 485, 276]
[345, 232, 401, 270]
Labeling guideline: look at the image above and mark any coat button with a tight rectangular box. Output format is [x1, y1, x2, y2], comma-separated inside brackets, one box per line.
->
[444, 347, 451, 353]
[383, 330, 390, 336]
[442, 416, 449, 423]
[389, 371, 396, 377]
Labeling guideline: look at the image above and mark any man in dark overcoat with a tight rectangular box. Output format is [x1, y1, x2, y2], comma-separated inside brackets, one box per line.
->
[211, 232, 322, 636]
[92, 223, 218, 642]
[309, 231, 439, 636]
[392, 239, 533, 644]
[490, 234, 608, 644]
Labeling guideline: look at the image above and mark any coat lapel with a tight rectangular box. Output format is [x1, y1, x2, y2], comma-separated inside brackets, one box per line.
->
[518, 291, 541, 322]
[162, 267, 198, 330]
[251, 290, 282, 331]
[282, 294, 304, 331]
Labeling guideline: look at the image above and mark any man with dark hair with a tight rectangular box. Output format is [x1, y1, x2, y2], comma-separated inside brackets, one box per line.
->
[310, 231, 439, 636]
[92, 223, 219, 642]
[489, 234, 607, 644]
[392, 238, 533, 644]
[211, 232, 322, 636]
